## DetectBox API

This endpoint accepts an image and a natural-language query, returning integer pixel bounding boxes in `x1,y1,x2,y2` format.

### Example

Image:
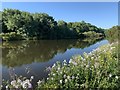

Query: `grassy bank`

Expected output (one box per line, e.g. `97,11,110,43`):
37,42,119,89
1,42,119,89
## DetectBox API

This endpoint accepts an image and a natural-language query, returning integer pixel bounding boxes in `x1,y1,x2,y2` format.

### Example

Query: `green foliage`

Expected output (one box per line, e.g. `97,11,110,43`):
1,9,105,41
105,26,119,43
0,32,24,41
83,31,104,38
37,42,119,89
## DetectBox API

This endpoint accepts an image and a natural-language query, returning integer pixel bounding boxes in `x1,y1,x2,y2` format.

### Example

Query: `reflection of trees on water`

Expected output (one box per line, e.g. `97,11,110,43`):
2,38,103,67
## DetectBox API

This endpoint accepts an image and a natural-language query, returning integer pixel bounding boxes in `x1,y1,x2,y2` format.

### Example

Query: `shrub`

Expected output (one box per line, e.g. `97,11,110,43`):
83,31,104,39
0,32,24,41
38,42,119,89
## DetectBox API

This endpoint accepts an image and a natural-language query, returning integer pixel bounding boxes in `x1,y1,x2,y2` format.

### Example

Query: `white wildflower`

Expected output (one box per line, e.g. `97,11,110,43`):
80,57,84,60
69,59,72,63
72,61,77,65
22,79,32,89
86,65,89,68
60,80,62,84
64,74,66,78
17,79,22,85
14,85,19,89
6,85,8,89
65,79,67,83
0,85,3,88
30,76,34,80
75,83,79,87
83,58,86,61
72,76,75,79
115,76,118,79
46,66,51,71
52,63,56,68
53,73,55,76
89,52,92,56
58,67,60,70
76,76,79,79
63,60,67,65
109,74,112,77
67,76,70,79
63,60,67,63
51,78,54,80
91,56,94,59
11,80,16,86
60,71,62,74
37,80,43,85
63,63,67,66
47,78,49,80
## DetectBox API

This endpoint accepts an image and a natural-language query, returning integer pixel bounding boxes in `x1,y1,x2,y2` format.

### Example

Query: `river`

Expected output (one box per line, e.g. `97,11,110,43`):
1,39,109,84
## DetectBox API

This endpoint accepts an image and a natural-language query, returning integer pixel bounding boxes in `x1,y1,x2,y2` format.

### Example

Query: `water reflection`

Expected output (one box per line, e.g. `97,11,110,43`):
2,38,110,84
2,38,103,67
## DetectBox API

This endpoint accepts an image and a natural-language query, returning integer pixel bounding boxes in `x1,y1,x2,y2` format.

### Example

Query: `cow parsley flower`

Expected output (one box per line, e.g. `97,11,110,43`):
53,73,55,76
65,79,68,83
22,79,32,89
30,76,34,80
67,76,70,80
37,80,43,85
72,76,75,79
64,74,66,78
69,59,72,63
60,80,62,84
5,85,8,89
63,60,67,63
58,67,60,70
52,63,56,68
109,74,112,78
115,76,118,79
11,80,16,87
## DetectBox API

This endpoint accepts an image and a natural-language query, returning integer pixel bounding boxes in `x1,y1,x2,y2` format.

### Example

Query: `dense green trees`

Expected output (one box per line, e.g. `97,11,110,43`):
105,26,120,43
1,9,105,41
105,26,119,59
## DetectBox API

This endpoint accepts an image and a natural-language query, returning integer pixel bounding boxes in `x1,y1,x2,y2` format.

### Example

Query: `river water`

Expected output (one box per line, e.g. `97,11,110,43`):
1,39,109,84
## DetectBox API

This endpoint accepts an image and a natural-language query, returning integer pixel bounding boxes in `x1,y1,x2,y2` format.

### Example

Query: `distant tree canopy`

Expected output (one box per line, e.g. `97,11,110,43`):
0,9,105,41
105,26,120,43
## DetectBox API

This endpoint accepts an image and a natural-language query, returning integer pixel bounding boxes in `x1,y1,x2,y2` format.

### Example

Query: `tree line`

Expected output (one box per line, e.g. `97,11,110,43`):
105,25,120,43
0,9,105,41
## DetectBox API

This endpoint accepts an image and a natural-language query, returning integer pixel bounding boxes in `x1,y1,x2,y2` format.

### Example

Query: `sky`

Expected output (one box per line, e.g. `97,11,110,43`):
2,2,118,29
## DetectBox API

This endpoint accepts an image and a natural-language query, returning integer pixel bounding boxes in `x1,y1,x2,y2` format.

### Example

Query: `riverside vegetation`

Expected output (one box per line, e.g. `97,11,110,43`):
0,9,119,89
1,26,119,89
1,41,119,89
0,9,105,41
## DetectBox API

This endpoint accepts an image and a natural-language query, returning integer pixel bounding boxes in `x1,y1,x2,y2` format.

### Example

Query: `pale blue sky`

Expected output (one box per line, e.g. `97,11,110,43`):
2,2,118,29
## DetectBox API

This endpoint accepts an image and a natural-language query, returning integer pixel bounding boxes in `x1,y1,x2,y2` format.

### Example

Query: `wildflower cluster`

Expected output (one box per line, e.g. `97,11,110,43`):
39,42,119,89
2,76,34,89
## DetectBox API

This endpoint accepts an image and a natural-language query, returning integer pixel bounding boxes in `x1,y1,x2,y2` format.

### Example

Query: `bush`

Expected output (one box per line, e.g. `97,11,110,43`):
83,31,104,39
38,42,119,89
105,26,119,43
0,32,24,41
